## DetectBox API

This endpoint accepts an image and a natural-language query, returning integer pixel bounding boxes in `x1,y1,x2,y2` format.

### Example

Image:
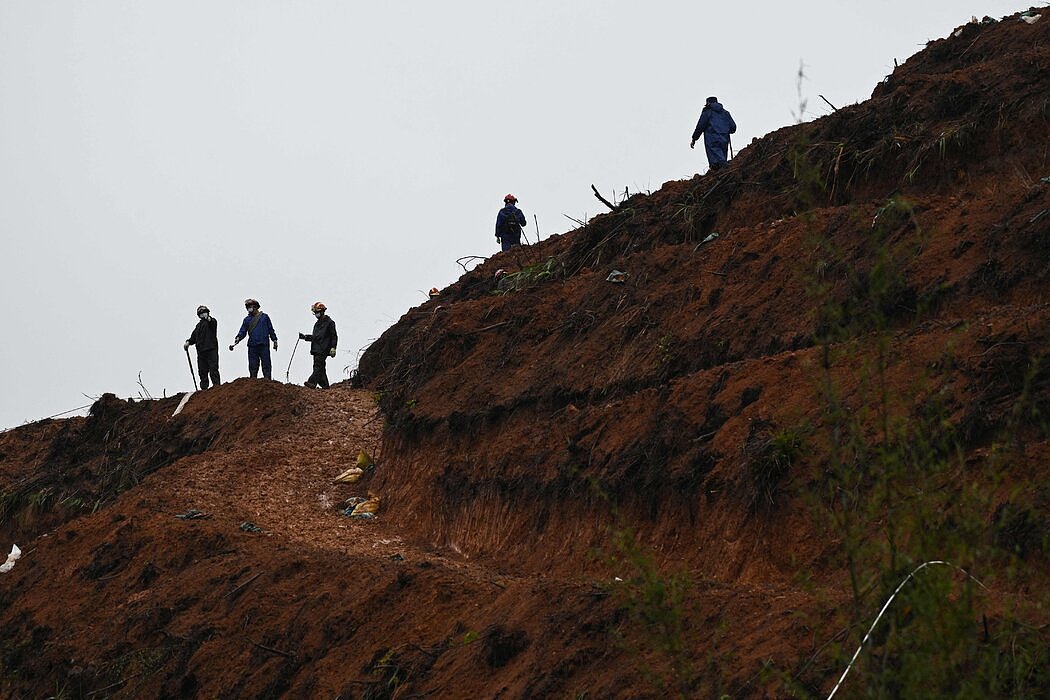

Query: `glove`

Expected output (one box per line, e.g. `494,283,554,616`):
496,236,501,243
183,341,190,351
299,332,306,340
228,344,235,351
272,341,278,351
690,139,696,149
329,348,336,357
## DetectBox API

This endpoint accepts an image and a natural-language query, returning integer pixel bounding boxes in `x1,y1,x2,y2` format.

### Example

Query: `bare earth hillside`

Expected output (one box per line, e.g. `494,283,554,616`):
2,10,1049,699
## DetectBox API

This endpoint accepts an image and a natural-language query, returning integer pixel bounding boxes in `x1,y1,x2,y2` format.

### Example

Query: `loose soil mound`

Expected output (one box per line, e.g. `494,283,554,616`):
2,10,1049,698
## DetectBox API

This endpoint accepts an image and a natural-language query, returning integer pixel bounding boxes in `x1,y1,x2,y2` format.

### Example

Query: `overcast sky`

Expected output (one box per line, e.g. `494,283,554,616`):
0,0,1037,429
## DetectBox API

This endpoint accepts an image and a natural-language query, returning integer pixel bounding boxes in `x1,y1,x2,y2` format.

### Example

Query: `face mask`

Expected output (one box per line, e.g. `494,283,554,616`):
199,312,209,320
313,311,322,319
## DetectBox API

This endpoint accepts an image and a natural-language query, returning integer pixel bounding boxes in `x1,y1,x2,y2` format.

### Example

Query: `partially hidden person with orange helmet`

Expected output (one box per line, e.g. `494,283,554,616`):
299,302,338,389
184,305,220,389
230,298,278,380
495,194,527,252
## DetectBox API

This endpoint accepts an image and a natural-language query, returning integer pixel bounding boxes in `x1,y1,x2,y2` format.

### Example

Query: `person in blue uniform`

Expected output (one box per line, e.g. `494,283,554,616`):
690,96,737,170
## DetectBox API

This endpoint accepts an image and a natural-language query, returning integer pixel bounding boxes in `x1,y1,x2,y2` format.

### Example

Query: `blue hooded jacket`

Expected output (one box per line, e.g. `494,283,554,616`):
235,312,277,346
692,101,737,143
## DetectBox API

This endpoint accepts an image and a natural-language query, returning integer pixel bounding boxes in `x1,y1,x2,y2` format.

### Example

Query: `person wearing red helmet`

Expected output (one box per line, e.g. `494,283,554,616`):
184,304,220,389
495,194,527,251
299,301,338,389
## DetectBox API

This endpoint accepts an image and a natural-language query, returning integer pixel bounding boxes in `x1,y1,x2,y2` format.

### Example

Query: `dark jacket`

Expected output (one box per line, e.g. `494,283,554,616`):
235,312,277,346
495,204,527,240
692,102,737,143
187,317,218,352
302,315,337,356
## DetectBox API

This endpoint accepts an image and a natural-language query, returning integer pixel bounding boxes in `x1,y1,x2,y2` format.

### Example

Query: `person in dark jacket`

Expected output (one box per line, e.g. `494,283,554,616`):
230,298,278,380
495,194,527,251
184,305,220,389
299,301,338,389
690,96,737,170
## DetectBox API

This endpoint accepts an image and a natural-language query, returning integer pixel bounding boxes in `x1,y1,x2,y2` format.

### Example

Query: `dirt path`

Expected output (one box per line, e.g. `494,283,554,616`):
135,382,520,588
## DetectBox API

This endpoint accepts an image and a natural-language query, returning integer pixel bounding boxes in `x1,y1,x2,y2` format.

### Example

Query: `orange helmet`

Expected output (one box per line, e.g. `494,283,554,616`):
503,194,518,203
311,301,327,313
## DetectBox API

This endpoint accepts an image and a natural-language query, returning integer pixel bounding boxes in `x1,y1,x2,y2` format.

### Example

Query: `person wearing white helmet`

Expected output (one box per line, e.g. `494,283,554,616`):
495,194,527,251
230,298,278,380
299,302,338,389
184,305,220,389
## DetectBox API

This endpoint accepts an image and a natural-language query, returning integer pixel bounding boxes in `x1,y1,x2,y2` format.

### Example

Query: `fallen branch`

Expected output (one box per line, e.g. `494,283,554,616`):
469,321,513,335
563,213,587,227
455,255,488,273
819,94,839,112
225,571,262,599
251,639,295,658
590,184,617,211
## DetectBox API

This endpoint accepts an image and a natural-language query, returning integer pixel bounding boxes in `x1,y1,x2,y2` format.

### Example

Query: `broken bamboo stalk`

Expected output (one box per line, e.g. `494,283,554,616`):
590,184,617,211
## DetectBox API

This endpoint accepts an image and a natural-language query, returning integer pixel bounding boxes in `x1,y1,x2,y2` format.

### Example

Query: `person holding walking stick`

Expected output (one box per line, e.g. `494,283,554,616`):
184,305,220,389
299,302,338,389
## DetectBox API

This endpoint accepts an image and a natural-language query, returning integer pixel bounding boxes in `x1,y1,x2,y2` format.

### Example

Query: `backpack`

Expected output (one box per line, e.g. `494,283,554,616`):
500,208,522,238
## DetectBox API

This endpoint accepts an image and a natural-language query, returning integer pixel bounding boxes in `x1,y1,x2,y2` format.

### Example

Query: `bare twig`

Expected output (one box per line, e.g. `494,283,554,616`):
563,213,587,227
251,639,295,658
590,184,617,211
456,256,488,273
819,94,839,112
469,321,513,335
86,671,147,696
136,372,154,400
225,572,262,599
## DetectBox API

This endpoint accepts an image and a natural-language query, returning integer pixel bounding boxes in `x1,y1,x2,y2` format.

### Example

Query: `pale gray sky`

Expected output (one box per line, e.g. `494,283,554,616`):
0,1,1036,428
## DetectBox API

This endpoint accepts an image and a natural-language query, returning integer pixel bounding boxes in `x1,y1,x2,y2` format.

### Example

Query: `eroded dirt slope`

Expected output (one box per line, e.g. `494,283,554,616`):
1,9,1049,699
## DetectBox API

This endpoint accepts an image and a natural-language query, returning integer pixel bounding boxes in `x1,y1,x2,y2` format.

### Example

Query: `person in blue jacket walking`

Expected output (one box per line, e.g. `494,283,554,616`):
229,298,278,380
690,96,737,170
495,194,527,251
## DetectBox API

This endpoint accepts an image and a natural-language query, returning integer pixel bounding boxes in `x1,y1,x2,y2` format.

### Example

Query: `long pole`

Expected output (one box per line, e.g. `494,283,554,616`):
286,337,301,383
534,214,541,242
184,347,198,391
728,134,734,160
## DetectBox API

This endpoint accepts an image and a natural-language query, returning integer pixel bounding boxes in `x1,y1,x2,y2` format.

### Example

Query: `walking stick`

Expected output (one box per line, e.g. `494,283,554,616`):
534,214,541,242
184,347,198,391
286,337,301,383
728,134,734,160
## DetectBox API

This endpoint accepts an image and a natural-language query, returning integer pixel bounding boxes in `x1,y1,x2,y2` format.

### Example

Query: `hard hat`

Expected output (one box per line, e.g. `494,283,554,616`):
196,305,210,315
244,298,260,308
504,194,518,203
311,301,327,313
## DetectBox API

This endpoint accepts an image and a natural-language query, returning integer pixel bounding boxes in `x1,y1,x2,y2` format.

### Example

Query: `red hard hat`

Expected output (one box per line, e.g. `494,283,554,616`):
503,194,518,203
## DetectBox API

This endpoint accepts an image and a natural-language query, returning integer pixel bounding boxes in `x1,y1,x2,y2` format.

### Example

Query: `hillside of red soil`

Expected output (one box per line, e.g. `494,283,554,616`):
2,10,1049,699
